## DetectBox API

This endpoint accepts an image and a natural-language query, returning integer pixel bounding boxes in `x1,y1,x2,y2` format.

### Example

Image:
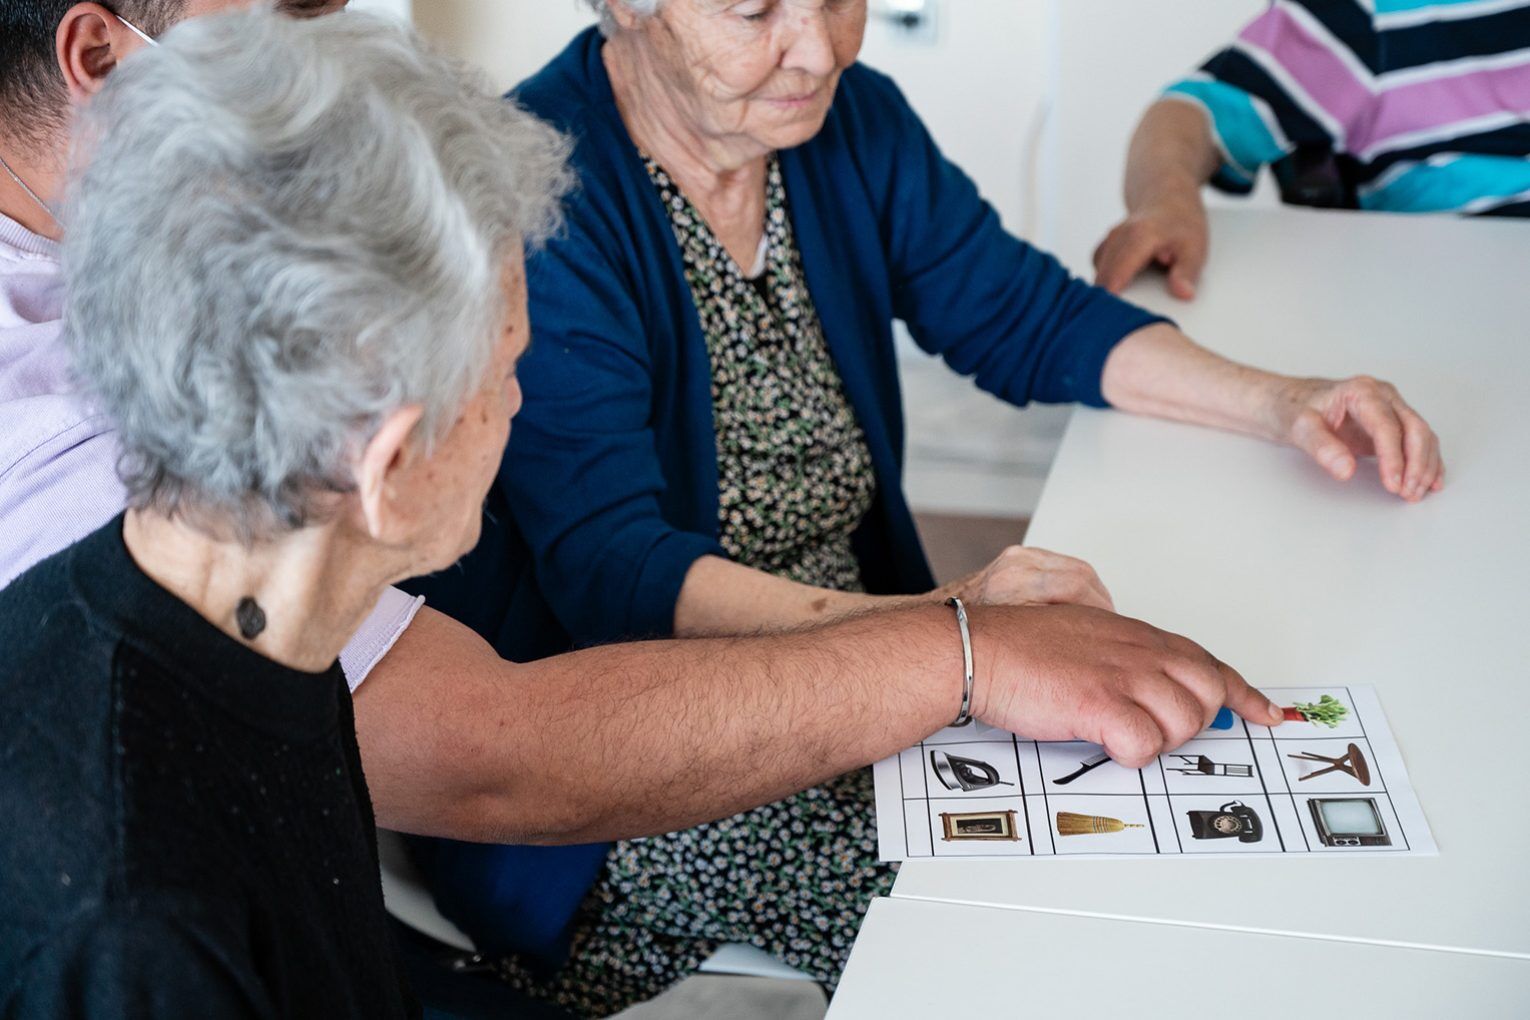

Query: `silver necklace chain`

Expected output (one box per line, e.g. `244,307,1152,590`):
0,152,62,232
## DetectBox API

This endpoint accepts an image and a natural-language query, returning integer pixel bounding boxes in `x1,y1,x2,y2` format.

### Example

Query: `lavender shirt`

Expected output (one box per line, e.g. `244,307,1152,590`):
0,214,421,689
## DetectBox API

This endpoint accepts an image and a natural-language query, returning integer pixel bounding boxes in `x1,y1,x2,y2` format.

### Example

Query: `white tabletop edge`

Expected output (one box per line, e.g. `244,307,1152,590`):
890,892,1530,961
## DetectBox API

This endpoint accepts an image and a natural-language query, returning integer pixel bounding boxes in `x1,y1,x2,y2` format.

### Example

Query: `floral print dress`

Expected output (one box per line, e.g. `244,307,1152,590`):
497,156,898,1017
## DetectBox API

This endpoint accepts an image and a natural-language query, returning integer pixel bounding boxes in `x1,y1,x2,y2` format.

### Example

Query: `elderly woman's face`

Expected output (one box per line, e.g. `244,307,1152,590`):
636,0,867,152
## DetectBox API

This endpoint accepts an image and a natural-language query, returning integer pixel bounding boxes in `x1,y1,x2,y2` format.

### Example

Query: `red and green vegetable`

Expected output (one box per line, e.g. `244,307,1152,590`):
1282,695,1348,728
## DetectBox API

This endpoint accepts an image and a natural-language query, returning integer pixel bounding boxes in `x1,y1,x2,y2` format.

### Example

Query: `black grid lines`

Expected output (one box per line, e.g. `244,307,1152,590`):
897,688,1403,859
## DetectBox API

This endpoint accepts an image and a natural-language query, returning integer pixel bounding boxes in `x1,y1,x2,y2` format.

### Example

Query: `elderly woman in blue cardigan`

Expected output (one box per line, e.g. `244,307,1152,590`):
406,0,1443,1013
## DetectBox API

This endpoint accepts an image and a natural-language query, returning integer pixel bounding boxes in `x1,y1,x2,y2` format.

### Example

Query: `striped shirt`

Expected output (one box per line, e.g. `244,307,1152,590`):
1165,0,1530,216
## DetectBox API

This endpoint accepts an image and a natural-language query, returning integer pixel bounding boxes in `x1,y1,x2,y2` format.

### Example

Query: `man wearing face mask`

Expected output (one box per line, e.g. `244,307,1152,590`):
0,2,1288,1006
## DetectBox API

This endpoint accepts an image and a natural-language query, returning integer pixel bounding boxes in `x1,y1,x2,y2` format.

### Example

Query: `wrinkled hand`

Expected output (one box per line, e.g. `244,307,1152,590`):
1093,197,1209,300
970,604,1283,768
941,546,1113,612
1271,375,1444,502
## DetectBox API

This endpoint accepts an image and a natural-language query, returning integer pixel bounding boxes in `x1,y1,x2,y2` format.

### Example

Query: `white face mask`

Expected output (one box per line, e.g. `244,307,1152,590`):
0,14,160,233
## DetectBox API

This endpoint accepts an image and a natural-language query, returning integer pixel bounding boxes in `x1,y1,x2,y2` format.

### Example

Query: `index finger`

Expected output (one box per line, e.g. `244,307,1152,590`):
1216,658,1284,727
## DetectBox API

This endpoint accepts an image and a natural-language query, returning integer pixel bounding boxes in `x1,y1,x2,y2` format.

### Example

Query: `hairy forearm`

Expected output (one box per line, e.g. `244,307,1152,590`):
674,553,930,637
1102,323,1289,440
1125,99,1223,213
353,603,963,844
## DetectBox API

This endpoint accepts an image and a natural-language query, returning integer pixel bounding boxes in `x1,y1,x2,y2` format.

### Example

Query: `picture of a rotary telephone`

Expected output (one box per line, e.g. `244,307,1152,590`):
1186,800,1264,843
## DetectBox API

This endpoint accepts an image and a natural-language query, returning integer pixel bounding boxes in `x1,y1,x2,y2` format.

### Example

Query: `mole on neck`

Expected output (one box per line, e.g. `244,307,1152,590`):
236,597,268,641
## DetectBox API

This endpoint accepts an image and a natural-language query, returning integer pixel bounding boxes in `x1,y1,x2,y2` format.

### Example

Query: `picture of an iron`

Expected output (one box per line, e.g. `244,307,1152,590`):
929,750,1012,792
1053,751,1111,785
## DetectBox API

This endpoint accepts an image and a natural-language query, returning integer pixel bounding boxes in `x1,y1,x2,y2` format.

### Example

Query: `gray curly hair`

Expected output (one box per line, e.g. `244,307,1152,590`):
584,0,666,35
62,7,573,539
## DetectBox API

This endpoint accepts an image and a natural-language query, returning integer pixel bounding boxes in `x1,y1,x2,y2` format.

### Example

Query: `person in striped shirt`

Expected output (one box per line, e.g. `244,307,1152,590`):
1096,0,1530,300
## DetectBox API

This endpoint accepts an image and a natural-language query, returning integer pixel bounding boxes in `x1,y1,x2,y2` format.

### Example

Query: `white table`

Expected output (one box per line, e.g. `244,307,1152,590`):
829,898,1530,1018
891,207,1530,960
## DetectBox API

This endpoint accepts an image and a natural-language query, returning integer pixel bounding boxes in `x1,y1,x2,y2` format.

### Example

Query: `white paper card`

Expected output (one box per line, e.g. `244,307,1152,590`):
873,685,1436,861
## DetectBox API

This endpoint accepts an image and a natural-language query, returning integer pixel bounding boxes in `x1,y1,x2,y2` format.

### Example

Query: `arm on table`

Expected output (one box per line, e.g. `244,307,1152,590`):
1094,100,1221,299
672,548,1113,638
354,601,1282,845
1102,324,1445,502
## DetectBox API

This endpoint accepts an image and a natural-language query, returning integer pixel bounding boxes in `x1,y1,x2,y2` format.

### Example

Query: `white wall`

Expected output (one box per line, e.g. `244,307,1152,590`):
1044,0,1268,273
413,0,596,93
900,0,1273,517
859,1,1048,238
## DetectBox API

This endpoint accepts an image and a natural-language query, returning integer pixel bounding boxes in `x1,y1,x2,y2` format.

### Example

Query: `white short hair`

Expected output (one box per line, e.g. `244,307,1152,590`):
62,7,573,538
585,0,666,35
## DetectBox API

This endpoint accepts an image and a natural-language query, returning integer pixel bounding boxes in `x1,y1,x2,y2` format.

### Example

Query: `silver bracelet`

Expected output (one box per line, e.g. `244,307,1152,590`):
946,597,975,727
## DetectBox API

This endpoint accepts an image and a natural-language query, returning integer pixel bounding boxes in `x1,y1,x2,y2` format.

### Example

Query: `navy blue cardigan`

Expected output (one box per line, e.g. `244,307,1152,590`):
402,28,1165,967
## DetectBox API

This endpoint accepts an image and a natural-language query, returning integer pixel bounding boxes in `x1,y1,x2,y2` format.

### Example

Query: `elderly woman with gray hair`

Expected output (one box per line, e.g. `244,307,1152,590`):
0,8,569,1016
407,0,1447,1013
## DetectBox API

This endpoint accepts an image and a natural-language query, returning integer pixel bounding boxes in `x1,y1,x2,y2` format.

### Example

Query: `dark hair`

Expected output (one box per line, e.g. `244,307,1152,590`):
0,1,183,147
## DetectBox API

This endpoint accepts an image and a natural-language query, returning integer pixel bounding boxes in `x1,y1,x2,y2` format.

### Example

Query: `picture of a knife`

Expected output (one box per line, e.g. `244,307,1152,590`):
1053,752,1111,786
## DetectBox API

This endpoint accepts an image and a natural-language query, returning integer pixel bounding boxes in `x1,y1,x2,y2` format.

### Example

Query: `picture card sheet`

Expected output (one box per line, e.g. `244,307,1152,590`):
873,685,1436,861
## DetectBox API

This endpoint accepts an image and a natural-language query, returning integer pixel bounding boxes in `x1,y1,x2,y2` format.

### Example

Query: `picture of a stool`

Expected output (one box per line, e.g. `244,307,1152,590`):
1167,754,1253,778
1287,743,1371,786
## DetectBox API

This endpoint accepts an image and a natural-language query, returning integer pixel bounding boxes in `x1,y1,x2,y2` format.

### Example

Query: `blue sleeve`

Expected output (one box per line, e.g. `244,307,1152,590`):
859,70,1167,408
506,194,724,646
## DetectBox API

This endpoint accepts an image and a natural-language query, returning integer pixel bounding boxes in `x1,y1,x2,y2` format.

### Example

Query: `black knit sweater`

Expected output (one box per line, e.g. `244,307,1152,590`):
0,517,415,1018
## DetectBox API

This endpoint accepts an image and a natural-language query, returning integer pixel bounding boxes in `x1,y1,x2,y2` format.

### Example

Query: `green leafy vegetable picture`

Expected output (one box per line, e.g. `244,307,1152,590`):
1282,695,1349,728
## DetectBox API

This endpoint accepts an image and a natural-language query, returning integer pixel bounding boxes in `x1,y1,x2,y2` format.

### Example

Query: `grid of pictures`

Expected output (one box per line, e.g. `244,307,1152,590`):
874,686,1436,861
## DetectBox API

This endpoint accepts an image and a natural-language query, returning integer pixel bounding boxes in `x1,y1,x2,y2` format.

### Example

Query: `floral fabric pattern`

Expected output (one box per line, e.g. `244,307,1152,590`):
657,154,877,590
494,157,894,1017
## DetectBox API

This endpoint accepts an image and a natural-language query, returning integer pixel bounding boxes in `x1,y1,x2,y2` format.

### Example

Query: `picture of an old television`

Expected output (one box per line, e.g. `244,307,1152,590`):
1308,797,1392,847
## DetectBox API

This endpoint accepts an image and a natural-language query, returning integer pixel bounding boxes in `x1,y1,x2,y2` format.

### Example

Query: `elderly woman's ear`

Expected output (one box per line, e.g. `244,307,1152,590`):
356,404,426,542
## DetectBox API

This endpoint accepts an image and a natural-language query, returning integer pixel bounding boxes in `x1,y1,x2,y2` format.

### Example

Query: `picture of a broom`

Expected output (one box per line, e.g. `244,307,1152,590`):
1056,811,1146,836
